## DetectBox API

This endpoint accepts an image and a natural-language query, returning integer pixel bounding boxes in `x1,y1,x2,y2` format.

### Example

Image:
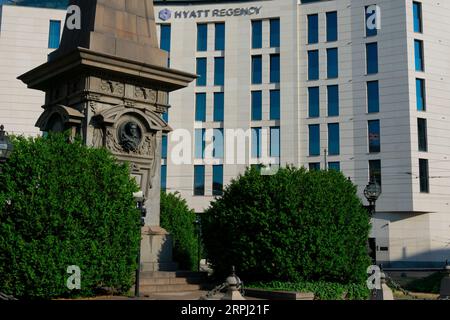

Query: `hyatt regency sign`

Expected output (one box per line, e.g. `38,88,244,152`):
158,7,262,21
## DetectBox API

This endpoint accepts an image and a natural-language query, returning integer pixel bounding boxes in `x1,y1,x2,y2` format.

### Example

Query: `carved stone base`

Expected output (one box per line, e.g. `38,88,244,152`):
140,226,178,272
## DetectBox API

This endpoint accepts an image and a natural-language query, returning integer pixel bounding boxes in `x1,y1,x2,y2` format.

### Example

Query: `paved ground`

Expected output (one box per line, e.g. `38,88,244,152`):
81,291,263,301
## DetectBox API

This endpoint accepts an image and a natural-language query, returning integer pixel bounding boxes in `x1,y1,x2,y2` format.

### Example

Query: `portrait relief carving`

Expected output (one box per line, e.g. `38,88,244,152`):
119,121,142,153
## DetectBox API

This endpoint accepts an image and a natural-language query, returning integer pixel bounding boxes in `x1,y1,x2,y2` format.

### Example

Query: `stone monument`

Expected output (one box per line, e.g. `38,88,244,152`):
18,0,196,272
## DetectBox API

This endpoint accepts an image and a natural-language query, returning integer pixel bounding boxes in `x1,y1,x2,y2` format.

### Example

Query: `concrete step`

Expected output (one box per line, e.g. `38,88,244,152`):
140,277,203,286
140,271,208,279
140,283,202,293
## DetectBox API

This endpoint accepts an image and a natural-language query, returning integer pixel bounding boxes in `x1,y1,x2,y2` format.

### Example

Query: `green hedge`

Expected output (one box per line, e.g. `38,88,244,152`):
0,133,140,299
202,166,371,284
160,192,200,271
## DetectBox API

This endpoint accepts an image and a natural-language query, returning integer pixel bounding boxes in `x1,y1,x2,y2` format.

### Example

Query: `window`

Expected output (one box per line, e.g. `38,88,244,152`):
326,11,338,42
252,55,262,84
327,85,339,117
197,23,208,51
270,127,280,158
48,20,61,49
328,123,340,156
270,18,280,48
270,90,280,120
418,118,428,152
162,111,169,123
328,162,340,171
195,93,206,122
270,54,280,83
214,93,224,122
215,23,225,51
309,87,320,118
419,159,429,193
327,48,339,78
252,127,262,158
309,124,320,156
368,120,381,153
195,129,205,159
213,129,224,159
308,50,319,80
160,24,171,53
194,165,205,196
367,81,380,113
415,40,424,71
369,160,382,187
252,20,262,49
162,135,168,159
251,91,262,121
214,57,225,86
196,58,207,86
366,43,378,74
161,165,167,192
416,78,426,111
213,165,224,196
413,2,423,33
365,5,378,37
308,14,319,44
309,163,321,171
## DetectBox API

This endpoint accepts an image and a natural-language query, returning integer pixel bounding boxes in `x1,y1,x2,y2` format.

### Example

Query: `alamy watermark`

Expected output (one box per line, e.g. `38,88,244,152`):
66,265,81,290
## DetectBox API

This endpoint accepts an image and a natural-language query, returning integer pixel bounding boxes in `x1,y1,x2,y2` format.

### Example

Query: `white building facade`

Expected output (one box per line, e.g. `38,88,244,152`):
0,0,449,268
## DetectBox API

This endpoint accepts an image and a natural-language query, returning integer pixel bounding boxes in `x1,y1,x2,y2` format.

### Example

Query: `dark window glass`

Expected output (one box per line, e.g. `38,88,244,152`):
195,93,206,122
252,55,262,84
416,78,426,111
215,23,225,51
161,165,167,192
328,123,340,156
326,11,338,42
197,23,208,51
252,20,262,49
308,14,319,44
366,43,378,74
214,92,224,122
419,159,429,193
327,48,339,78
369,160,382,187
415,40,424,71
309,163,321,171
196,58,207,86
252,127,262,158
309,87,320,118
418,118,428,152
270,18,280,48
162,135,168,159
413,2,423,33
48,20,61,49
309,124,320,156
367,81,380,113
327,85,339,117
308,50,319,80
214,57,225,86
213,165,224,196
366,5,378,37
368,120,381,153
194,165,205,196
160,24,171,52
328,162,340,171
270,90,280,120
251,91,262,121
162,111,169,123
270,54,280,83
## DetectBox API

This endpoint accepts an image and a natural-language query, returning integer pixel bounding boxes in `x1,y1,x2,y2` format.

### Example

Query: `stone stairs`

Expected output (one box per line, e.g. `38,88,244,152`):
138,271,210,295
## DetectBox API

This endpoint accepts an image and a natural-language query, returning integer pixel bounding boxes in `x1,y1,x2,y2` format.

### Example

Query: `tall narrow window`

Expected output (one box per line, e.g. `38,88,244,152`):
328,123,340,156
195,93,206,122
328,162,340,171
215,23,225,51
365,5,378,37
419,159,429,193
212,165,224,196
366,43,378,74
195,129,205,159
414,40,424,71
251,91,262,121
270,54,280,83
416,78,426,111
162,135,168,159
308,50,319,80
327,85,339,116
413,2,423,33
197,23,208,51
327,48,339,78
270,127,280,158
252,20,262,49
368,120,381,153
196,58,207,86
48,20,61,49
252,55,262,84
194,165,205,196
214,57,225,86
270,18,280,48
418,118,428,152
308,14,319,44
270,90,280,120
160,24,171,52
308,87,320,118
369,160,382,187
214,92,224,122
161,165,167,192
252,127,262,158
326,11,338,42
309,124,320,156
213,129,224,159
367,81,380,113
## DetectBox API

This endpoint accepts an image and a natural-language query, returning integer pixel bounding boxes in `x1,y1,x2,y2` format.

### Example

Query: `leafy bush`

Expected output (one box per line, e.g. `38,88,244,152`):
247,280,370,300
0,133,140,299
160,192,200,271
404,272,446,294
202,166,371,284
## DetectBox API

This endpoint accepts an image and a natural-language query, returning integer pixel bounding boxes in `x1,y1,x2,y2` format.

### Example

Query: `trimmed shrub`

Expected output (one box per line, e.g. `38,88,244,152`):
160,191,200,271
0,133,140,299
202,166,371,285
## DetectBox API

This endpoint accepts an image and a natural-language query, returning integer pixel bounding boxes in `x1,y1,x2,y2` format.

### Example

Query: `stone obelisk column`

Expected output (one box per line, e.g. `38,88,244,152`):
18,0,196,272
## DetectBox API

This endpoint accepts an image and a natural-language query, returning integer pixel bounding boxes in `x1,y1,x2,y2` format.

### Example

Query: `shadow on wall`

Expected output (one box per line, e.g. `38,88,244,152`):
381,248,450,269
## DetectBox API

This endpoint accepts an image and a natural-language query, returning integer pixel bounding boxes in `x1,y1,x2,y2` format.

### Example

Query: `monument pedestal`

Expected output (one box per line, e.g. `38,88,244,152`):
141,226,178,272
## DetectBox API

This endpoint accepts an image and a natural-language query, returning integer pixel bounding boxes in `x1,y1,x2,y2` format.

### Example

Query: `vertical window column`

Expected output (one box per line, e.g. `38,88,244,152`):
212,165,224,196
214,57,225,86
309,124,320,156
215,23,225,51
366,42,379,74
252,55,262,84
270,18,280,48
328,123,340,156
308,14,319,44
196,58,207,86
195,93,206,122
252,20,262,49
270,90,280,120
308,50,319,80
197,23,208,51
214,93,224,122
251,91,263,121
194,165,205,196
326,11,338,42
327,85,339,117
419,159,429,193
308,87,320,118
48,20,61,49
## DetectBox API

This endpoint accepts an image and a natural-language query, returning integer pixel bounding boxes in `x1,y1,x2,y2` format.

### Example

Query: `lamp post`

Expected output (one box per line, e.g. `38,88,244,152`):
364,178,381,217
0,125,14,167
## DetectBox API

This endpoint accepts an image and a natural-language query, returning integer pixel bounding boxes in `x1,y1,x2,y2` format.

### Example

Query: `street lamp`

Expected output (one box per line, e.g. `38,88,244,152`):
0,125,14,164
364,178,381,216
